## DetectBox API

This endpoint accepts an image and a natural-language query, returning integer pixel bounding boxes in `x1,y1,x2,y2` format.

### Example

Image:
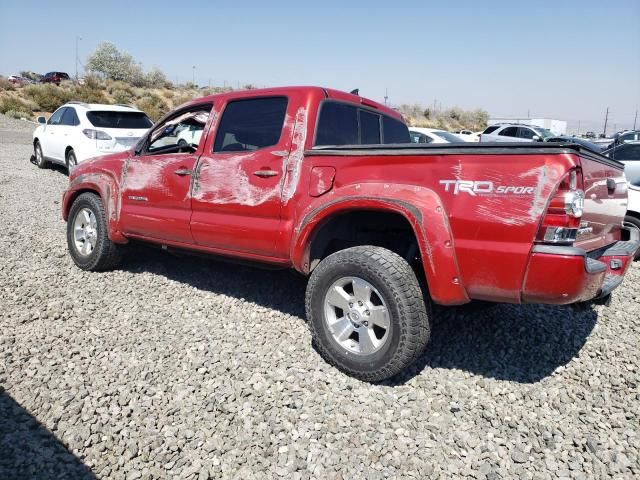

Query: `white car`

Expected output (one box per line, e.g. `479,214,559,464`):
453,129,480,142
480,124,554,143
626,184,640,260
409,127,464,144
32,102,153,170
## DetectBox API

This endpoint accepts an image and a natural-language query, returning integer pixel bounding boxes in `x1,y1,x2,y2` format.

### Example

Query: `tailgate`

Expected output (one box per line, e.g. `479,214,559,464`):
574,152,627,251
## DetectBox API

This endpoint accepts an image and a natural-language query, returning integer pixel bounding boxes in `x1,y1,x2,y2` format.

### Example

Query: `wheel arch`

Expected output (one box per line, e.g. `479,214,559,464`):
63,173,126,244
292,188,470,305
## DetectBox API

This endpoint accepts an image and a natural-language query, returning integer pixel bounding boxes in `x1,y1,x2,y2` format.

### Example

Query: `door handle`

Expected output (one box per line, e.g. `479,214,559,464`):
174,168,192,176
253,169,278,178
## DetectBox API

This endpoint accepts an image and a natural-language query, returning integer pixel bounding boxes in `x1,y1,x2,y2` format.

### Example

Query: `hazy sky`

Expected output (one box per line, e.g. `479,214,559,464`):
1,0,639,132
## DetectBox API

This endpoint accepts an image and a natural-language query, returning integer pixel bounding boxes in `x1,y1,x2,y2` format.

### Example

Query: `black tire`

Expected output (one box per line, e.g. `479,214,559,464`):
306,246,430,382
67,192,123,271
34,140,48,169
65,149,77,172
624,215,640,260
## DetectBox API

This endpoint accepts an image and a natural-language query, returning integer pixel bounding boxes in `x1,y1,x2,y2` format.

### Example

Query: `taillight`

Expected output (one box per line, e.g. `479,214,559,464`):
82,129,112,140
536,169,585,244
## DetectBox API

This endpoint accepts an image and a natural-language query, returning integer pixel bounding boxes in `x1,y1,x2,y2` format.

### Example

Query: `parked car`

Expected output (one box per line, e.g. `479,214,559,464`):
7,75,31,86
480,124,554,142
453,129,480,142
584,131,596,139
61,86,638,382
546,136,606,152
603,141,640,187
626,182,640,260
409,127,464,143
40,71,71,85
33,102,153,170
605,130,640,150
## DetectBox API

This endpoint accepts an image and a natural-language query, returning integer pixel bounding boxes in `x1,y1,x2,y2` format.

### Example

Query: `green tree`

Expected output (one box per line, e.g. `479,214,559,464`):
86,42,143,83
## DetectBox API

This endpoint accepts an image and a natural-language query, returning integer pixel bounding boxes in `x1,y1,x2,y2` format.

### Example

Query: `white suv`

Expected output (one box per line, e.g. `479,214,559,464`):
480,124,554,143
33,103,153,170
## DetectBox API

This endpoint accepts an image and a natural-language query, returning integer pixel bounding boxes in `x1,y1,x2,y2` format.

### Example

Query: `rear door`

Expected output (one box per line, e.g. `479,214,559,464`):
190,94,295,257
496,126,525,142
119,103,213,244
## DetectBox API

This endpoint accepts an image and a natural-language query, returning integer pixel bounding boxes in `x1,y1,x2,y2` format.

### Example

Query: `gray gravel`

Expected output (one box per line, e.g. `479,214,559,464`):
1,113,638,479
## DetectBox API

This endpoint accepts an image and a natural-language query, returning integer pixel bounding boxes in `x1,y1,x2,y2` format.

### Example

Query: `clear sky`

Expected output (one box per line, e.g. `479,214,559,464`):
1,0,639,132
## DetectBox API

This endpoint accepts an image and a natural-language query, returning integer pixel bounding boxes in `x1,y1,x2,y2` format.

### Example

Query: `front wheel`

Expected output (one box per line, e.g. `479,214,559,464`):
306,246,430,382
67,192,123,271
34,141,48,169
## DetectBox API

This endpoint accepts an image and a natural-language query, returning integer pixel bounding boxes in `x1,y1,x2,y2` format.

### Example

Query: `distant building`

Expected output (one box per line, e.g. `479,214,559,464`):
488,117,567,136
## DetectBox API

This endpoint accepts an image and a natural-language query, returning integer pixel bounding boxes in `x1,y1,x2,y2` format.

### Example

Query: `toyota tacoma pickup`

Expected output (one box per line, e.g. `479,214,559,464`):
60,86,639,382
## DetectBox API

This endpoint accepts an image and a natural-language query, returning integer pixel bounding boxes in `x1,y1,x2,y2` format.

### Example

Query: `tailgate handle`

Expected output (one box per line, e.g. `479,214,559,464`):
606,178,616,193
174,168,192,176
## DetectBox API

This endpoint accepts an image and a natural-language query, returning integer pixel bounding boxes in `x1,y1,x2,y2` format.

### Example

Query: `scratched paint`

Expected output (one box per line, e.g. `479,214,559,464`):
282,107,308,203
123,157,178,193
193,153,278,206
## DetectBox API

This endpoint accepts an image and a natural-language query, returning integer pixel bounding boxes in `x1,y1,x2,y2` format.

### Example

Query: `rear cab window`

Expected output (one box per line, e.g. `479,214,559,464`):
213,97,289,152
314,101,409,146
87,111,153,129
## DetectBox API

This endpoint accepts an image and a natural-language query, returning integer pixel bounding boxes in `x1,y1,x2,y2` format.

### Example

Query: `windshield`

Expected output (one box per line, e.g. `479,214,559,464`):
533,127,554,139
87,111,153,129
433,131,463,142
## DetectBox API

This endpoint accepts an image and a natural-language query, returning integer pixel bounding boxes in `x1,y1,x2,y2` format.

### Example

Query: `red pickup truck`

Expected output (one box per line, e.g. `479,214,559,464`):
61,86,639,381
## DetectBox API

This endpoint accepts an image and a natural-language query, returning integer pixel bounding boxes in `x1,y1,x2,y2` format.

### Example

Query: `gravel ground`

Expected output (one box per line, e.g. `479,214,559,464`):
0,113,638,479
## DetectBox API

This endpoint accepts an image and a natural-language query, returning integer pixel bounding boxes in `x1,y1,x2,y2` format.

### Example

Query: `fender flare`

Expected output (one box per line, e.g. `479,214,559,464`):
63,172,127,244
291,183,470,305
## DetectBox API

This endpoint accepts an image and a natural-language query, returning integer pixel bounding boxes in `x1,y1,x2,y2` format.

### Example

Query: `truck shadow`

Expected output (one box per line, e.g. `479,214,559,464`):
390,303,598,385
0,389,96,479
122,247,598,385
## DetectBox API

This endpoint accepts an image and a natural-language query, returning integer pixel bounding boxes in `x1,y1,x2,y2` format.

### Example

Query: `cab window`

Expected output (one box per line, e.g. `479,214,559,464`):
146,104,212,155
213,97,288,152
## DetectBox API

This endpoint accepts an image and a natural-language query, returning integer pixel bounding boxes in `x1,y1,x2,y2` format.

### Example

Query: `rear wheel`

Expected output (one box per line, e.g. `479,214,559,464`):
65,149,77,171
34,141,48,169
67,192,123,271
306,246,430,382
624,215,640,260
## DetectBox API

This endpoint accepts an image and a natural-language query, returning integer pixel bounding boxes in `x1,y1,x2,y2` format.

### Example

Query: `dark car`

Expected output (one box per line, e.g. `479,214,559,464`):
605,130,640,150
602,141,640,186
40,72,71,85
546,136,606,152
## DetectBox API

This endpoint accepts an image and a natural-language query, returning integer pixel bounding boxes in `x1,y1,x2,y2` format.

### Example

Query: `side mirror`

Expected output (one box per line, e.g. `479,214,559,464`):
532,135,541,141
37,116,46,124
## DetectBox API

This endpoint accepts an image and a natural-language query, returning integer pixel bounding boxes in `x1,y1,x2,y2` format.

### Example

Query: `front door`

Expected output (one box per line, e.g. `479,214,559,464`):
190,94,299,258
119,103,214,244
42,107,66,161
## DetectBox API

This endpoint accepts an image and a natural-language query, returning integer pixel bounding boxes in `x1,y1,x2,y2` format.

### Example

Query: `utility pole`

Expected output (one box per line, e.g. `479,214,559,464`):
75,36,82,80
384,88,388,105
634,110,638,130
577,120,580,136
603,107,609,137
527,109,530,118
192,66,196,86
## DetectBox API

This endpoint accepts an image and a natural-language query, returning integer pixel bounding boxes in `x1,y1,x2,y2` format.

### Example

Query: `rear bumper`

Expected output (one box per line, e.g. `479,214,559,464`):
522,226,639,305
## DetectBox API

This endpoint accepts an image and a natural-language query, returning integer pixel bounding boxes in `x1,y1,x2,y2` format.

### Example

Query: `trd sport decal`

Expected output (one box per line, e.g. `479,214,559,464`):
439,180,535,196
